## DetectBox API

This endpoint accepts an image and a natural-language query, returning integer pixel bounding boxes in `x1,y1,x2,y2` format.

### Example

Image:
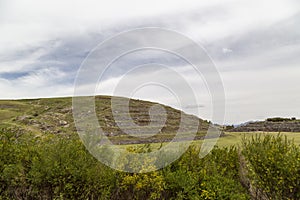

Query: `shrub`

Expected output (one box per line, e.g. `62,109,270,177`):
242,134,300,199
1,128,251,199
162,146,250,199
0,129,116,199
115,144,165,200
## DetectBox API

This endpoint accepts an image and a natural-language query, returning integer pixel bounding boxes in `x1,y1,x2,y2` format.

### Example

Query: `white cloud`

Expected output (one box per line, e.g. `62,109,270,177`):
222,48,233,54
2,0,299,54
0,0,300,123
0,46,49,73
0,67,73,99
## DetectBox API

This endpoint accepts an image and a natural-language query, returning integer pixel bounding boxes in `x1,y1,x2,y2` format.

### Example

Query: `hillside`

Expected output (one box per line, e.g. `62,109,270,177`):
0,96,210,144
228,117,300,132
1,97,300,199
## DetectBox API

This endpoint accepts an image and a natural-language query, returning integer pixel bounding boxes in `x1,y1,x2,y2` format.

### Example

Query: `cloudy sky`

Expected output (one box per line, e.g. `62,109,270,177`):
0,0,300,124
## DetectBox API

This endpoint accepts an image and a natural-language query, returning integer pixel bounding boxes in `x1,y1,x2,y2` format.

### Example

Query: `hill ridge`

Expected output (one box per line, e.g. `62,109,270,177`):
0,95,211,144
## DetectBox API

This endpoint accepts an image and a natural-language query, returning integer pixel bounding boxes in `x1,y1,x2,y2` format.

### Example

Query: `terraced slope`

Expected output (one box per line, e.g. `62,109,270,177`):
229,118,300,132
0,96,210,144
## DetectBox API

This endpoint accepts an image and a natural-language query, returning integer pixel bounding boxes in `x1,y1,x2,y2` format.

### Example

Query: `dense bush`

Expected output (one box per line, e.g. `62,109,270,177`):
242,134,300,199
161,146,249,200
0,128,251,199
6,127,300,199
0,128,116,199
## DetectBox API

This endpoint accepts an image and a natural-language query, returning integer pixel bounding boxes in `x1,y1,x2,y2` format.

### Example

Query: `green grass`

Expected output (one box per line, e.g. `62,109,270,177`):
0,101,30,120
120,132,300,151
215,132,300,147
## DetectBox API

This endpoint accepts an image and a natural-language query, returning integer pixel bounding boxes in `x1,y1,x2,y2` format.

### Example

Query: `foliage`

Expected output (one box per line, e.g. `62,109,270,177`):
0,128,115,199
116,145,165,200
162,146,249,199
242,134,300,199
7,128,300,199
0,128,252,199
266,117,294,122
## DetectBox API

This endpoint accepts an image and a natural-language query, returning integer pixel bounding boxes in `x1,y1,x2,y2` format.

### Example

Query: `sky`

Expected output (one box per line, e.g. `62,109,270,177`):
0,0,300,124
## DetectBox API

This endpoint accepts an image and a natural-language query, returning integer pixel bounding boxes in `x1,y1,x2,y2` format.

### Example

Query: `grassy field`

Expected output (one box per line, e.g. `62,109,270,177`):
218,131,300,146
120,132,300,151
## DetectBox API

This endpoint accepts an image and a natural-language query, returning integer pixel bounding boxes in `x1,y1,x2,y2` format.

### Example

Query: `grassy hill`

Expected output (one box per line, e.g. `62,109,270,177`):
0,96,211,144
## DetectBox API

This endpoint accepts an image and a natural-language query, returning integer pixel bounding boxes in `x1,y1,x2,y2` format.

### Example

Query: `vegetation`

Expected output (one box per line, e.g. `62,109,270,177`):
203,131,300,147
1,96,300,199
242,135,300,199
1,127,300,199
266,117,298,122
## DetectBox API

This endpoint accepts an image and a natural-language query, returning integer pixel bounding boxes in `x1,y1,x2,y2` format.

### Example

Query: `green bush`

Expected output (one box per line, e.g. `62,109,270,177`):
242,134,300,199
162,146,249,199
115,145,165,200
1,128,251,199
0,128,116,199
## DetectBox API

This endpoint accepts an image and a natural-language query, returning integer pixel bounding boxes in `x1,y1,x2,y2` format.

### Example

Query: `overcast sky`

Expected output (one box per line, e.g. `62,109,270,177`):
0,0,300,124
